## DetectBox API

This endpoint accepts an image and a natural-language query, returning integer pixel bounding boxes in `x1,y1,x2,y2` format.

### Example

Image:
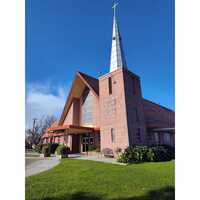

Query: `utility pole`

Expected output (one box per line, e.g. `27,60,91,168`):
32,118,37,133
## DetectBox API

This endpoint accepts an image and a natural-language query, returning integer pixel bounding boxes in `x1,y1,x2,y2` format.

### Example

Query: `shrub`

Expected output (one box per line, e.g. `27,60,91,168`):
42,146,50,157
117,152,129,163
49,143,59,154
35,143,43,153
88,146,96,151
55,145,70,158
95,147,101,152
146,148,154,162
150,145,175,162
115,147,122,154
117,145,175,164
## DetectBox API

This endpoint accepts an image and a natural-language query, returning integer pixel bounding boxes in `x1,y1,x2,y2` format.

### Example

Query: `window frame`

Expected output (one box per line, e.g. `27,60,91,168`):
108,77,112,95
111,128,115,143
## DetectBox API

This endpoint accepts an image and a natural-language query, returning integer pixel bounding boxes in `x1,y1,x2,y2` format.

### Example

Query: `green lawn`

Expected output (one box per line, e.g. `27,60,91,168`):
26,159,175,200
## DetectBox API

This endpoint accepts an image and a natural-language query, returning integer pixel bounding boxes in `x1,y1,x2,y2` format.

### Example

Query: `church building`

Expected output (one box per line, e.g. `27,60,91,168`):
42,4,175,156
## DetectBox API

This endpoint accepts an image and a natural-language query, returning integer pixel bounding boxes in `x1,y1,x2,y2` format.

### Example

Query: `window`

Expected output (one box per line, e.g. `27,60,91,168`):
164,133,171,144
112,37,116,40
108,77,112,95
154,132,159,144
135,109,139,122
81,88,93,125
111,128,115,143
136,128,141,142
133,78,136,94
147,132,153,141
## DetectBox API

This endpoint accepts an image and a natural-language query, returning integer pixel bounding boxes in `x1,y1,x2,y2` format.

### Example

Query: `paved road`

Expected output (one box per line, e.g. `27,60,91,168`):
25,157,60,177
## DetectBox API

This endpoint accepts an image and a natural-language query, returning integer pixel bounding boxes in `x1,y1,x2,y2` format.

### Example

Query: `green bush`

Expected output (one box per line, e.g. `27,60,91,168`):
117,145,175,163
117,152,129,163
115,147,122,154
55,145,70,158
146,148,154,162
35,143,43,153
88,146,96,151
42,146,50,157
40,143,59,154
150,145,175,162
49,143,59,154
95,147,100,152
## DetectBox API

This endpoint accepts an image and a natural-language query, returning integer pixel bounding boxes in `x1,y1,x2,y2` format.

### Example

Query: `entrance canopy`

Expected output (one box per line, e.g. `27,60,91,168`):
42,125,100,139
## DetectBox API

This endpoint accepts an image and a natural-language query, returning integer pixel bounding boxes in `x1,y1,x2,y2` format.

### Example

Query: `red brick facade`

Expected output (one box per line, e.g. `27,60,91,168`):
42,69,175,155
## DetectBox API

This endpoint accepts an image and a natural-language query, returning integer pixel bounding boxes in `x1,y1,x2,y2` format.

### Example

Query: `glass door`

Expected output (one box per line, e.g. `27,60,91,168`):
82,134,94,152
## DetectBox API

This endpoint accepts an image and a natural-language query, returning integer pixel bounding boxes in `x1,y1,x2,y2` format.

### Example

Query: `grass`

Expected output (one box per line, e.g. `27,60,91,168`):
26,159,175,200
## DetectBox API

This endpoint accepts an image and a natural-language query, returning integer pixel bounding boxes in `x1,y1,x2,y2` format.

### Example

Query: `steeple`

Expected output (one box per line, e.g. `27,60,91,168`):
110,2,127,72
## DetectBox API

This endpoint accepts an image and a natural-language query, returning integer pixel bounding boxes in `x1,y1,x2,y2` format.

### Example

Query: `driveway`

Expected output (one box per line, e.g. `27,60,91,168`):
25,157,60,177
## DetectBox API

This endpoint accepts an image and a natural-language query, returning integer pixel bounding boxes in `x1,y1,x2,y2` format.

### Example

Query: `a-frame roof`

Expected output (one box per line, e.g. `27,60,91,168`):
78,72,99,95
58,71,99,125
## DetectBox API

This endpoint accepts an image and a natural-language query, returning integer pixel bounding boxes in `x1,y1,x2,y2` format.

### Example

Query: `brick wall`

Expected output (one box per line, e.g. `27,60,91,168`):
122,69,147,145
63,102,74,125
142,99,175,128
99,69,130,153
63,98,80,126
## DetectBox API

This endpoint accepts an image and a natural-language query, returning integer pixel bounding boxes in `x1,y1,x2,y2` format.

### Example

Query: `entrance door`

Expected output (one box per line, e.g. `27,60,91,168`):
71,135,80,153
82,134,94,153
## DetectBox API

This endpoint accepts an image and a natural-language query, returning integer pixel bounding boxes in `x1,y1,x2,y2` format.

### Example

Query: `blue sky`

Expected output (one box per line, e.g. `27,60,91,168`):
26,0,174,127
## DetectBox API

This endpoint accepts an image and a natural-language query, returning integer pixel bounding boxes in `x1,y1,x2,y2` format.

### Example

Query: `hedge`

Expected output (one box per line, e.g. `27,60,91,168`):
117,145,175,163
55,145,70,157
42,146,50,157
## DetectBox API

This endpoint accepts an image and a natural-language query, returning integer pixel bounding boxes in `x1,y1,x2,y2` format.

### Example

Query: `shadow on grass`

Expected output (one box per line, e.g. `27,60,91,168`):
35,186,174,200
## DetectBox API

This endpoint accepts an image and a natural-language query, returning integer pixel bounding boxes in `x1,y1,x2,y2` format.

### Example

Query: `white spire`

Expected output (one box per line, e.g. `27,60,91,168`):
110,2,127,72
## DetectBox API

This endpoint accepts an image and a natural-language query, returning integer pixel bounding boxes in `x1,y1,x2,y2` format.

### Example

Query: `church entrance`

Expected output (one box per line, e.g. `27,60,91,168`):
81,134,94,153
71,135,80,153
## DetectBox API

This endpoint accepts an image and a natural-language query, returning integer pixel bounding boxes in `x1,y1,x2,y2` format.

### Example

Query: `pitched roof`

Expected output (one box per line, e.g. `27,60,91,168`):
142,98,175,113
78,72,99,95
58,71,99,125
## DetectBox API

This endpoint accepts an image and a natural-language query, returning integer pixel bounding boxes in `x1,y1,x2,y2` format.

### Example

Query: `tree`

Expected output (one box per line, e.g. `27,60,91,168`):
25,115,57,149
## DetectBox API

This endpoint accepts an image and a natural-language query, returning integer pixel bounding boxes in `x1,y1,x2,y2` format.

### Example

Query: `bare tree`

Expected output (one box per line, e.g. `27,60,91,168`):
25,115,57,149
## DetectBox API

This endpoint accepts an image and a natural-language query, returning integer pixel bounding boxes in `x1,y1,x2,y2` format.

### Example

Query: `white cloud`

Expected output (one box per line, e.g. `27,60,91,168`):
26,82,69,129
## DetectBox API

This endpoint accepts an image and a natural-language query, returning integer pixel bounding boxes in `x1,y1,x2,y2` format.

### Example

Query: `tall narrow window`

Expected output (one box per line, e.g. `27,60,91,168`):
108,77,112,95
164,133,171,145
133,78,136,95
111,128,115,143
154,132,159,144
136,128,141,142
81,87,93,126
135,109,139,122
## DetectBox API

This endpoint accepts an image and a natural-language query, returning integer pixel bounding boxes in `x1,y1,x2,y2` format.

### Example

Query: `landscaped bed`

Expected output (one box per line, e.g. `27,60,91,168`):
26,159,175,200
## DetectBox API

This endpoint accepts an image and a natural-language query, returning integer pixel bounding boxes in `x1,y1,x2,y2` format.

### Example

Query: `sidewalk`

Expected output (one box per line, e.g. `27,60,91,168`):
25,157,60,177
74,154,126,165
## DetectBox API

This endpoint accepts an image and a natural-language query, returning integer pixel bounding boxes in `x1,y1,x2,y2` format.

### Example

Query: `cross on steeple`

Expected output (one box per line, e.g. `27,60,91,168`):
112,2,119,18
109,2,127,72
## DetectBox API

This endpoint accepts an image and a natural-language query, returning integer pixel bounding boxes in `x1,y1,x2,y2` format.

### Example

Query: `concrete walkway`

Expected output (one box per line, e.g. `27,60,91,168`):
25,157,60,177
74,154,126,165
